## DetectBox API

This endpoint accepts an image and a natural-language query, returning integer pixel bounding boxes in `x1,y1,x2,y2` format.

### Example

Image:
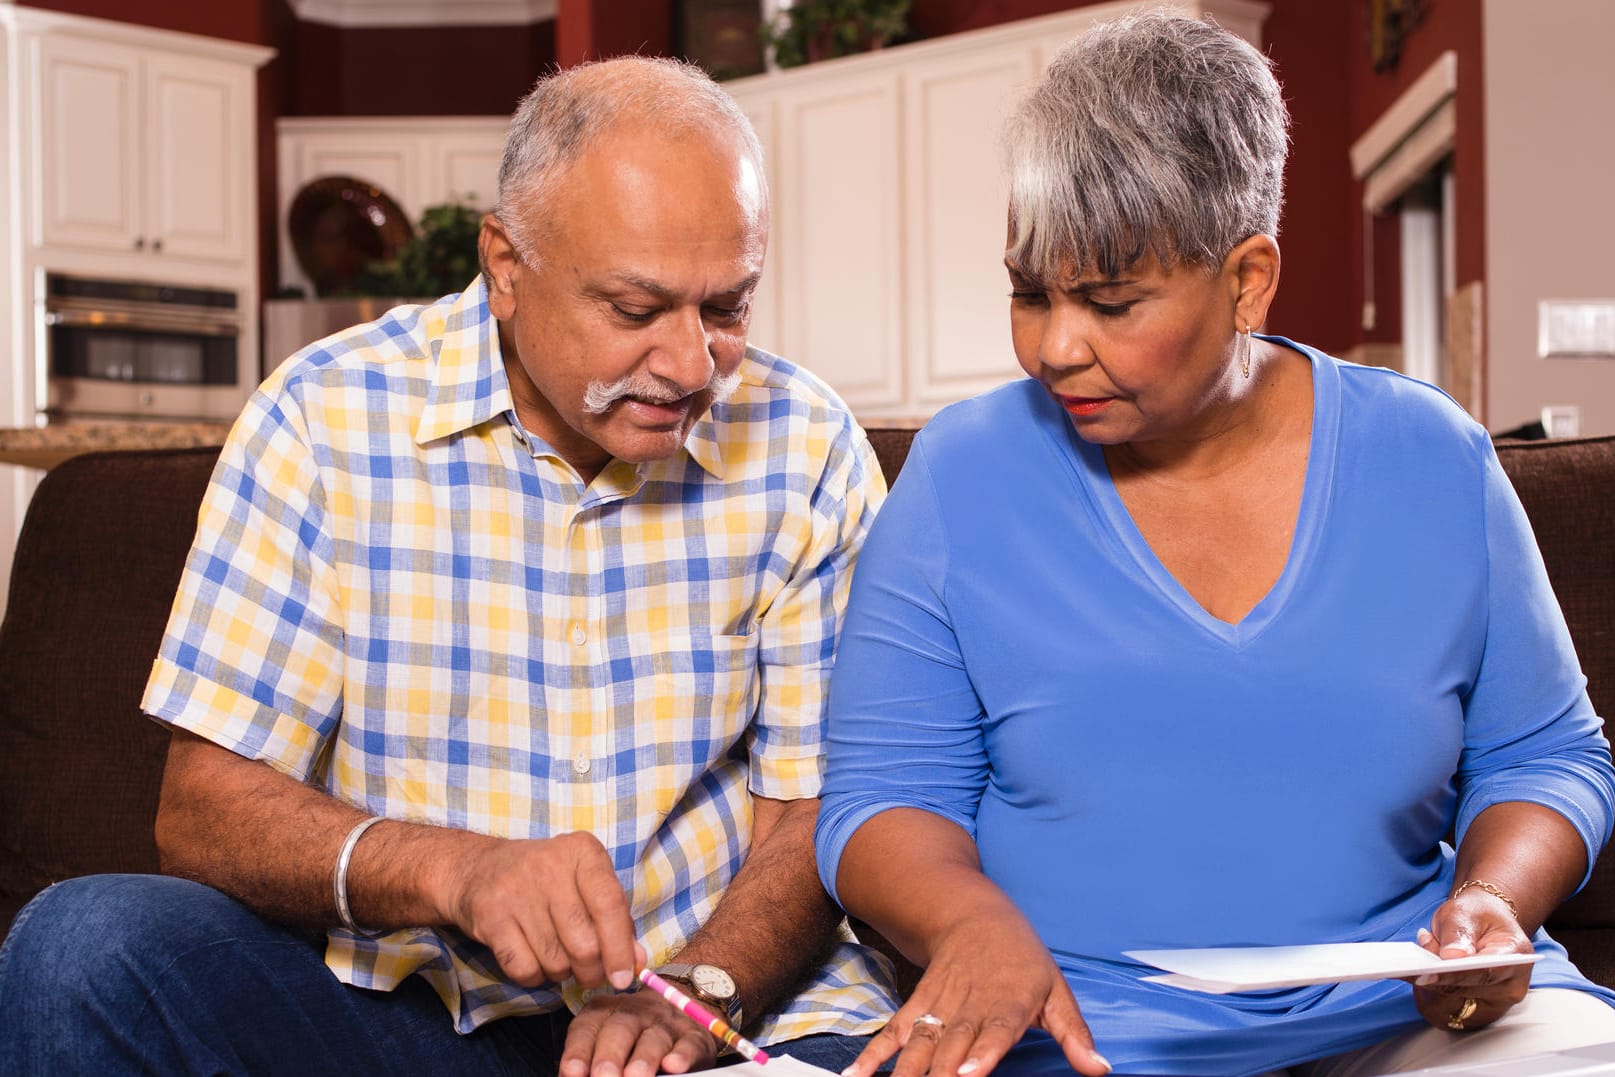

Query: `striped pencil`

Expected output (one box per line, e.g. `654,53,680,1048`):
637,966,769,1064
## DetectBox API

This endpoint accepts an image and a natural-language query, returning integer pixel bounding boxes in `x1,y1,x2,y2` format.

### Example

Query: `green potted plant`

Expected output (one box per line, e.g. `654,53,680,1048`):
353,200,483,298
761,0,911,69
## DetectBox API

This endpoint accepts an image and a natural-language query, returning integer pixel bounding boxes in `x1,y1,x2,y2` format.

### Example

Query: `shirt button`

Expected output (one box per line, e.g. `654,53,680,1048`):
570,625,586,646
572,756,591,775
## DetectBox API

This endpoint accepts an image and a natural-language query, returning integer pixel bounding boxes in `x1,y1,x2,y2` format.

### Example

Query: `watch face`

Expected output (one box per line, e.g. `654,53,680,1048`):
691,964,736,998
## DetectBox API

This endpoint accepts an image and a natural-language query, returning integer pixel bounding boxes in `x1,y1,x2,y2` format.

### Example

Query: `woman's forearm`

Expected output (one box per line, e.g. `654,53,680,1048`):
835,806,1025,966
1452,801,1587,933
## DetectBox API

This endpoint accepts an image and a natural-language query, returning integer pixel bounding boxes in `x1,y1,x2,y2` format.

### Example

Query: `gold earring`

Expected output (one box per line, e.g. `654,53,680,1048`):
1241,325,1253,379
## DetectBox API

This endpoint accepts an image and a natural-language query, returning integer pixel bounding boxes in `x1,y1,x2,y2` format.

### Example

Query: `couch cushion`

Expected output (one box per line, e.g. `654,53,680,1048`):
0,447,221,936
865,427,917,489
1495,436,1615,933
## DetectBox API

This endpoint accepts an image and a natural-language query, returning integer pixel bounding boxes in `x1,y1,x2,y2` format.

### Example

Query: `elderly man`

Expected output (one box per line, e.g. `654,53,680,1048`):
0,57,896,1074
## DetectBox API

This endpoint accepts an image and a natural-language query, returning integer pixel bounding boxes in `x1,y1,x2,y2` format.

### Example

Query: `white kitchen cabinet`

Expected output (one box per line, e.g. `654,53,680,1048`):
725,0,1269,419
0,6,271,620
30,26,264,265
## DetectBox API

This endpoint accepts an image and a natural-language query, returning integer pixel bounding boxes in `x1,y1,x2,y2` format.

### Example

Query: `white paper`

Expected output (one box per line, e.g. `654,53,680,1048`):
722,1054,842,1077
1125,941,1540,994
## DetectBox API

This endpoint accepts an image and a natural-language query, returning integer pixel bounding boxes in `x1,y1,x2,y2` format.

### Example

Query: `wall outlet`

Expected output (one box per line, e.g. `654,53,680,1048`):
1541,404,1581,439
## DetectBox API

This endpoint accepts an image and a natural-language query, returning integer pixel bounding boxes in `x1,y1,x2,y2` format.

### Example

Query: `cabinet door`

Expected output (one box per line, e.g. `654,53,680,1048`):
903,48,1037,407
143,50,251,262
32,33,143,254
773,69,905,412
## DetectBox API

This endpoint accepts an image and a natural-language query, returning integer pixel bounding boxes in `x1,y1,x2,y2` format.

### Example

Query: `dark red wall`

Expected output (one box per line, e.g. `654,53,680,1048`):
1259,0,1355,354
283,21,554,117
19,0,271,44
557,0,672,66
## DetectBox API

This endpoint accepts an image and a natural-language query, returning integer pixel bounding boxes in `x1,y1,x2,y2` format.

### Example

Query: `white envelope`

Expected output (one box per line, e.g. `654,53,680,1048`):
1126,940,1540,994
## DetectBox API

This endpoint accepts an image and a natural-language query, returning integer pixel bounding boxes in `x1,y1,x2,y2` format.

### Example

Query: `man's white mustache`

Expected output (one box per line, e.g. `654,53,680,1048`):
582,368,743,415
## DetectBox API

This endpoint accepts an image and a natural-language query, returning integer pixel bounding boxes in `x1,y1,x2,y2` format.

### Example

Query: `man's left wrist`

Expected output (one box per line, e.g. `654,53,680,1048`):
655,961,744,1028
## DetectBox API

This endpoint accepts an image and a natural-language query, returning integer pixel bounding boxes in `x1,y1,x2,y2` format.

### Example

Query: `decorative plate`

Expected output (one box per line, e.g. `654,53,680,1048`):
287,176,413,296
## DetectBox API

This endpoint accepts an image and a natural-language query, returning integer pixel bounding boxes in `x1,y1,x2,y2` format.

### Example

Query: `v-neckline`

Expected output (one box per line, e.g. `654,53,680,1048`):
1060,338,1340,648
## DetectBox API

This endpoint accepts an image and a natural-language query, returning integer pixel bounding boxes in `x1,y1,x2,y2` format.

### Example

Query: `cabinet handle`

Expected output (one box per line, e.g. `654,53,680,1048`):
151,238,163,253
133,237,145,250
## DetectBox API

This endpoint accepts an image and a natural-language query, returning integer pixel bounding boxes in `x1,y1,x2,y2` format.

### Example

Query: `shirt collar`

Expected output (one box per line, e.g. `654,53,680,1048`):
413,277,516,446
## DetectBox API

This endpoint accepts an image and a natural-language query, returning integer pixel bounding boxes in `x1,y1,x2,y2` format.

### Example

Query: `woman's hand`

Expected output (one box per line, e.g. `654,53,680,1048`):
1409,886,1533,1032
842,911,1109,1077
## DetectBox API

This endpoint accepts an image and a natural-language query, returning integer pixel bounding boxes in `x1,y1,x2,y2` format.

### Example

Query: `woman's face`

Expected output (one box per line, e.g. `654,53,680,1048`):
1007,251,1243,446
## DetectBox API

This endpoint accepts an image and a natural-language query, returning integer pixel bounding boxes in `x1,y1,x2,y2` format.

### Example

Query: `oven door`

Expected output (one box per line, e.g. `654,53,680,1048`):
45,296,242,421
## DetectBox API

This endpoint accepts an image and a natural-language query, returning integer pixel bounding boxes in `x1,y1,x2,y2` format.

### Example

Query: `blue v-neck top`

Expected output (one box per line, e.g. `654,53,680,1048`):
817,339,1615,1075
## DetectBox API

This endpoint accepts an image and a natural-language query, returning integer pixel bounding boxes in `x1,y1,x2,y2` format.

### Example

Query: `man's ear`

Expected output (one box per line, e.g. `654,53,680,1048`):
1224,234,1281,332
480,213,519,319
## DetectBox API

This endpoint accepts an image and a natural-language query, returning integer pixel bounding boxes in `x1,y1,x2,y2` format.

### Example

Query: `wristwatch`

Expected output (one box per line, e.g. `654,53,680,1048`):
655,962,743,1028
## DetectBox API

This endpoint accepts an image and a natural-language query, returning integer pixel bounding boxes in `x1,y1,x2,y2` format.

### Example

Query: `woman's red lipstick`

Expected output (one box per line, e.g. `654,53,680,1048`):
1058,394,1114,416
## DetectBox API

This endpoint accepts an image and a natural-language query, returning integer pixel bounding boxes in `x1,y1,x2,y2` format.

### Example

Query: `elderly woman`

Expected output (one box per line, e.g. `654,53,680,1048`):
813,13,1615,1077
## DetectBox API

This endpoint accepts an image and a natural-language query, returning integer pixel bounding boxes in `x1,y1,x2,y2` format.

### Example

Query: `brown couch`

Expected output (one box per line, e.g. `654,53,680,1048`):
2,432,1613,991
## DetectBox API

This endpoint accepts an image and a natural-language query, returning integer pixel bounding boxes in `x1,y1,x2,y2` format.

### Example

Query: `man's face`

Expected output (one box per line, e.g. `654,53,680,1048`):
483,123,767,482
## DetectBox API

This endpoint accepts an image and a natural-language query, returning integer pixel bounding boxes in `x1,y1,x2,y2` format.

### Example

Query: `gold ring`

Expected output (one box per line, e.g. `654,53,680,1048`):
911,1013,945,1038
1446,997,1479,1031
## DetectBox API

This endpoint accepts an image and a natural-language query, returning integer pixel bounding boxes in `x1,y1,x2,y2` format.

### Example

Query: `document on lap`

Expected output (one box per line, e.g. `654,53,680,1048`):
724,1055,840,1077
1126,941,1541,994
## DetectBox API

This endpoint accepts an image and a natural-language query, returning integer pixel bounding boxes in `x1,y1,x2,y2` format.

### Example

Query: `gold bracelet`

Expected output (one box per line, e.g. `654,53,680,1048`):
1450,879,1519,921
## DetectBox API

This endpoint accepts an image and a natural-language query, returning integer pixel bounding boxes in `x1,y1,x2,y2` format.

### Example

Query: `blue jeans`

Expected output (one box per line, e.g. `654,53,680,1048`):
0,875,873,1075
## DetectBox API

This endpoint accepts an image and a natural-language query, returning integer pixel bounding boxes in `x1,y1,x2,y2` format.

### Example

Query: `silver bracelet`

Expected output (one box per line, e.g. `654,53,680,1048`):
333,816,386,937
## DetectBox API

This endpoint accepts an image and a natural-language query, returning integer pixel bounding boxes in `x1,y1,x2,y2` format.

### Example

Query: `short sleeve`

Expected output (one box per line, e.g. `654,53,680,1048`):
141,389,346,781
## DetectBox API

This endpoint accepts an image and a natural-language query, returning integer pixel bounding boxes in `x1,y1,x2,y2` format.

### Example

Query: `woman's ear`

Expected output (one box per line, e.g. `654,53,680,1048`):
1224,234,1281,332
480,213,520,320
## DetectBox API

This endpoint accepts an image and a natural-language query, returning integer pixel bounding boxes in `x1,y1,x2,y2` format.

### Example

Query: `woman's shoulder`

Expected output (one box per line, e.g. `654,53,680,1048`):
1279,337,1491,454
915,378,1057,460
1273,338,1497,502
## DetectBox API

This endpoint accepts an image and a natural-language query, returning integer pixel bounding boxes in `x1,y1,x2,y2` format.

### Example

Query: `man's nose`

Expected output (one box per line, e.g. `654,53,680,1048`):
650,306,715,393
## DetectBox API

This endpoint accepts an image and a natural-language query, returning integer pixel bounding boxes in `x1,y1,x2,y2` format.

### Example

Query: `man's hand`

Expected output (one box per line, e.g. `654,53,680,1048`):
439,830,643,991
561,987,718,1077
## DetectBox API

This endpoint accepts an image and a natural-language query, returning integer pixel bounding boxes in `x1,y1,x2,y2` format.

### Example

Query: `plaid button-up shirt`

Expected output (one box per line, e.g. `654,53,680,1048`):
143,279,899,1037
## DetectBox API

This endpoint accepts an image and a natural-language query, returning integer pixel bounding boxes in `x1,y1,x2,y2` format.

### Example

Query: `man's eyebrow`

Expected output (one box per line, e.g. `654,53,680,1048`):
606,272,762,299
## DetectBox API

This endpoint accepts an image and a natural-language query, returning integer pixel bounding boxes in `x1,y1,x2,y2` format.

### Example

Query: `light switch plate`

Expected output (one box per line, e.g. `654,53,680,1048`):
1538,300,1615,358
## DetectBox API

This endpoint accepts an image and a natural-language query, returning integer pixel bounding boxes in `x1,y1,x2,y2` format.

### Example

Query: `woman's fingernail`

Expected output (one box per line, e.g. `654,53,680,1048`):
609,969,633,990
959,1060,980,1075
1415,974,1436,986
1416,928,1432,943
840,1067,858,1077
1094,1052,1112,1073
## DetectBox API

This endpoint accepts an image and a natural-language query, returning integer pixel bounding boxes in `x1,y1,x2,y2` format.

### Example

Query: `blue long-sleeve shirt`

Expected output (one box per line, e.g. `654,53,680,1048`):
817,339,1615,1075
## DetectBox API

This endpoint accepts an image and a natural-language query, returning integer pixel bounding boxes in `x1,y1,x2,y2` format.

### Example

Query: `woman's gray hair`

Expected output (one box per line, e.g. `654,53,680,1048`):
494,56,765,258
1004,11,1290,280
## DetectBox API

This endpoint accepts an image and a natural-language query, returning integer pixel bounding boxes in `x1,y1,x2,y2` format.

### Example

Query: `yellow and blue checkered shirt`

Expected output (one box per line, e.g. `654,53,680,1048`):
142,279,900,1037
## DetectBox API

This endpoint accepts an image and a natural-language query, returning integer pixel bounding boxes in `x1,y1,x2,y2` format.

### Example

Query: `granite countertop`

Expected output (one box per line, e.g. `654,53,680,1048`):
0,420,232,470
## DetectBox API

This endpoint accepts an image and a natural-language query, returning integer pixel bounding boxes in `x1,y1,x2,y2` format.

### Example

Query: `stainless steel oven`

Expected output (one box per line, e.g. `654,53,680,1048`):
41,272,248,422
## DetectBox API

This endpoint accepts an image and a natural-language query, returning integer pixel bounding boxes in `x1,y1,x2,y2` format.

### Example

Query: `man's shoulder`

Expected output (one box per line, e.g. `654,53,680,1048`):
732,345,856,419
269,296,452,392
251,287,496,449
701,346,866,470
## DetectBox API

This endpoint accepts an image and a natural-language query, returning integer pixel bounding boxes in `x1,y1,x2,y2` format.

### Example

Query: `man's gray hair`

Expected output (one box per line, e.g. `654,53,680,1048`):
494,56,766,257
1004,11,1290,279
